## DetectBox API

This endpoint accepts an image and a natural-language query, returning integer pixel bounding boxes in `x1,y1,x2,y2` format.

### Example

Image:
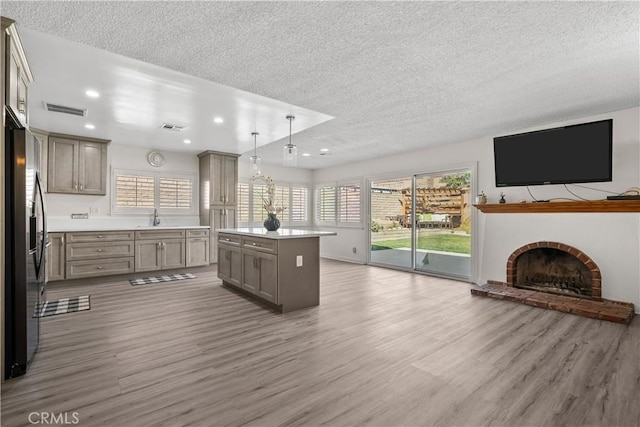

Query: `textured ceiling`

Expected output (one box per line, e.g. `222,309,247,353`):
3,1,639,170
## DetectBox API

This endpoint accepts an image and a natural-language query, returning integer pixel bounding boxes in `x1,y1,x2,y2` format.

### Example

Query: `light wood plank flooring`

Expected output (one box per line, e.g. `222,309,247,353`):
2,259,639,427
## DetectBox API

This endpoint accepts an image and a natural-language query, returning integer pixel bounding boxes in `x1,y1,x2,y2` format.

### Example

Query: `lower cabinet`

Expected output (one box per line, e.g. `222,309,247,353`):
217,232,321,313
218,244,242,288
134,238,186,272
186,229,210,267
46,233,65,282
241,249,277,304
48,228,209,280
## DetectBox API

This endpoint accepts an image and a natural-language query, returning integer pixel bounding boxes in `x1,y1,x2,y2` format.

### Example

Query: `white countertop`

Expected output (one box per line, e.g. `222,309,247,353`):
48,225,211,233
218,228,337,240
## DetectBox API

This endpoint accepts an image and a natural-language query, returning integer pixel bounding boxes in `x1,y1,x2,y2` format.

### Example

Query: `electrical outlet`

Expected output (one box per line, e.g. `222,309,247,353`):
296,255,303,267
352,247,357,254
71,213,89,219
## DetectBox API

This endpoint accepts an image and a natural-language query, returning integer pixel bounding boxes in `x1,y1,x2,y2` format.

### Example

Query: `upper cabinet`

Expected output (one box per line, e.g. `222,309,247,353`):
2,17,34,126
199,151,239,207
48,134,110,195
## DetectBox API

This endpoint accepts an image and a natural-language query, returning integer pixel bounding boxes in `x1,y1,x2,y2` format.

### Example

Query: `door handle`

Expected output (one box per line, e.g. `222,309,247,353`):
45,242,52,248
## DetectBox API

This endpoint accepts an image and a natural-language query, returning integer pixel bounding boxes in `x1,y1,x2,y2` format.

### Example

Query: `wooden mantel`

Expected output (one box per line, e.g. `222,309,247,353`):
474,200,640,213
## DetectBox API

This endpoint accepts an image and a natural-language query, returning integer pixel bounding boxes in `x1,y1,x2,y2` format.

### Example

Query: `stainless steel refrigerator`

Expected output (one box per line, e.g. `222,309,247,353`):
4,118,47,379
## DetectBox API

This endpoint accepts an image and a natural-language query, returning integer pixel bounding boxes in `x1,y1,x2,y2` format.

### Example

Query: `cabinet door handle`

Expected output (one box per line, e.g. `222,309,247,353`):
97,235,104,238
96,249,103,252
96,266,103,270
79,183,84,190
157,242,161,249
61,236,64,244
74,182,78,191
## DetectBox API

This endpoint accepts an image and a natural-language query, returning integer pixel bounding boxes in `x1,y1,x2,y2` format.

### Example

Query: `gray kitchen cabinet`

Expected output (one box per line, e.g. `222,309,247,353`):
186,228,210,267
241,248,277,303
218,241,242,289
46,233,65,282
198,151,239,263
3,17,34,126
47,134,109,195
134,230,186,272
65,231,135,279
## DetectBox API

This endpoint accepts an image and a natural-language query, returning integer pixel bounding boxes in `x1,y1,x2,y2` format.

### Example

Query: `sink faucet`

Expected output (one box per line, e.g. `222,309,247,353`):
153,208,160,226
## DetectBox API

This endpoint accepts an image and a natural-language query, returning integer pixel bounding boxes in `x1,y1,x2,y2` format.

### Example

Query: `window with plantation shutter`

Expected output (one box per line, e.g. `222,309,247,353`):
159,177,192,209
251,184,268,223
237,183,250,224
238,180,310,226
115,174,155,208
290,186,308,223
274,186,290,222
317,185,337,223
338,184,361,223
112,169,196,214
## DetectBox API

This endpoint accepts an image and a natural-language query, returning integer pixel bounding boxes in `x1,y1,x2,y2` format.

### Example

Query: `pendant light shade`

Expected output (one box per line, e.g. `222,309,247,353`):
249,132,261,177
283,115,297,167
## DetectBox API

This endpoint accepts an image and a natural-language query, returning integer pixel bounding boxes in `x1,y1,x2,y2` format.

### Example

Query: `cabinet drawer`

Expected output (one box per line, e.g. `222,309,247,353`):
135,229,186,240
242,236,278,254
66,257,134,279
186,229,210,238
66,230,134,243
218,233,241,246
66,241,135,261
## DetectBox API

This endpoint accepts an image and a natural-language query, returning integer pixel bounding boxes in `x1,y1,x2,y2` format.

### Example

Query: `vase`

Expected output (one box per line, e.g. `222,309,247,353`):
263,214,280,231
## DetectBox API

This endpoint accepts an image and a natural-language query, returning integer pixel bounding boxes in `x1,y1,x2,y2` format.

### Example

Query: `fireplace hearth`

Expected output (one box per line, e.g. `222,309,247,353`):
471,241,635,324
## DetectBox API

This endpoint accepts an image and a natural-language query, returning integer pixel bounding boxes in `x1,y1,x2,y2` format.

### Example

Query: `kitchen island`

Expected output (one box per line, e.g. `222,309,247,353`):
217,228,336,312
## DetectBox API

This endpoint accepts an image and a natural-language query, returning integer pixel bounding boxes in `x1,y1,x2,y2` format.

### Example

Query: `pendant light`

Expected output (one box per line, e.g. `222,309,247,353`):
283,115,297,167
249,131,261,177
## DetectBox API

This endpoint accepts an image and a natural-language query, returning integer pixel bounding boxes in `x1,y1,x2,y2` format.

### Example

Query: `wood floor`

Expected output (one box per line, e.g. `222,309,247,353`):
2,259,639,427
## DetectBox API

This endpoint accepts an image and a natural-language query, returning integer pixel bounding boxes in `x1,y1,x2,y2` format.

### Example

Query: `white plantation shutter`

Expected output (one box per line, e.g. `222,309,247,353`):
290,186,308,222
274,185,290,222
317,186,336,222
159,177,192,208
339,183,361,223
252,184,268,222
237,183,250,224
115,174,155,208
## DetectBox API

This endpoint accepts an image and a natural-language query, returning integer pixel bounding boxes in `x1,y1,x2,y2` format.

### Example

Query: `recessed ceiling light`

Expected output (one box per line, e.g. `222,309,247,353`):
84,124,95,129
320,148,329,152
85,90,100,98
183,139,191,144
214,117,224,124
302,153,311,157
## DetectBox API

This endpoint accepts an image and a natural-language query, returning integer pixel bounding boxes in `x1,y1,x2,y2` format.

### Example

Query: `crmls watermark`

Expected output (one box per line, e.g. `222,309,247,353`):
28,412,80,425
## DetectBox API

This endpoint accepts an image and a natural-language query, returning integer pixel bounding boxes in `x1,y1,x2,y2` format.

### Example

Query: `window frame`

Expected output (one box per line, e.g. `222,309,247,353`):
314,179,363,227
111,168,197,216
237,179,311,228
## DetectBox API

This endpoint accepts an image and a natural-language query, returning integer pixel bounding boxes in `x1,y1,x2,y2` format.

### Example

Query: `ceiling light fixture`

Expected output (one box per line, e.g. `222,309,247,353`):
183,139,191,144
85,90,100,98
85,123,95,129
214,117,224,124
320,148,329,152
249,132,261,177
283,115,297,167
302,153,311,157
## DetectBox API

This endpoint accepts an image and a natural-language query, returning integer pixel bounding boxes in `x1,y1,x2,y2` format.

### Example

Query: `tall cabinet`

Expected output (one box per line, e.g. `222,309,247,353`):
198,151,239,263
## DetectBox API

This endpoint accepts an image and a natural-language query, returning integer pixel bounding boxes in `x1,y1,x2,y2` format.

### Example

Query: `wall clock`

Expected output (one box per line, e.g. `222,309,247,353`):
147,151,165,167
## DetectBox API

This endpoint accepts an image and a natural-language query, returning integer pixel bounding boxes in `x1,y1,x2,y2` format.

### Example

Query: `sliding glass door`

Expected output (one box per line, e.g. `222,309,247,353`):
413,170,471,279
369,169,472,280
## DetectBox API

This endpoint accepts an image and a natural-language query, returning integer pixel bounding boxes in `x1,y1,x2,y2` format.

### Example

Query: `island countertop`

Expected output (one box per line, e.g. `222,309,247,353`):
217,228,336,240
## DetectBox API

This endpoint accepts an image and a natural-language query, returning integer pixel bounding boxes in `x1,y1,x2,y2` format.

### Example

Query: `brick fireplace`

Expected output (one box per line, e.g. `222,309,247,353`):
506,241,601,299
471,241,634,324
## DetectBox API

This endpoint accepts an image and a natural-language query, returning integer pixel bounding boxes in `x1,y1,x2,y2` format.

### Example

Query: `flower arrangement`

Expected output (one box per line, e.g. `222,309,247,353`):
252,174,287,217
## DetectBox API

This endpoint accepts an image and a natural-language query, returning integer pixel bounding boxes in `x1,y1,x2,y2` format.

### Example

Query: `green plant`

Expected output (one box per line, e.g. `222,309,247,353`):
390,221,399,229
371,220,383,233
440,172,471,189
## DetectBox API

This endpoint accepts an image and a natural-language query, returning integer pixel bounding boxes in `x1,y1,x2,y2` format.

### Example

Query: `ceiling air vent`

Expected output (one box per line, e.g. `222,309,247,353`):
160,123,186,131
44,102,87,117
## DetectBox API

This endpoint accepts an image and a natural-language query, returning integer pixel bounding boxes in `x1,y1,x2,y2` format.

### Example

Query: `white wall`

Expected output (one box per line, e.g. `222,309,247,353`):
313,107,640,312
46,144,200,229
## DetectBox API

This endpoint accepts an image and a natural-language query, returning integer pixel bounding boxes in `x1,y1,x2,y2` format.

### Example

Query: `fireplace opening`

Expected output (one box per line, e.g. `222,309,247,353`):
506,242,602,299
515,248,592,297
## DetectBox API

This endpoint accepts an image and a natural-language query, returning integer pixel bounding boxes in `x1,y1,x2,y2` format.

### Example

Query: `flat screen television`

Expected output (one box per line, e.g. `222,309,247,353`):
493,119,612,187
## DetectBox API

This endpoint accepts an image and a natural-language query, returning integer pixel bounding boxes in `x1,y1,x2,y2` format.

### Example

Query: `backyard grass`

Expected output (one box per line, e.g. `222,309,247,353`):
371,233,470,254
